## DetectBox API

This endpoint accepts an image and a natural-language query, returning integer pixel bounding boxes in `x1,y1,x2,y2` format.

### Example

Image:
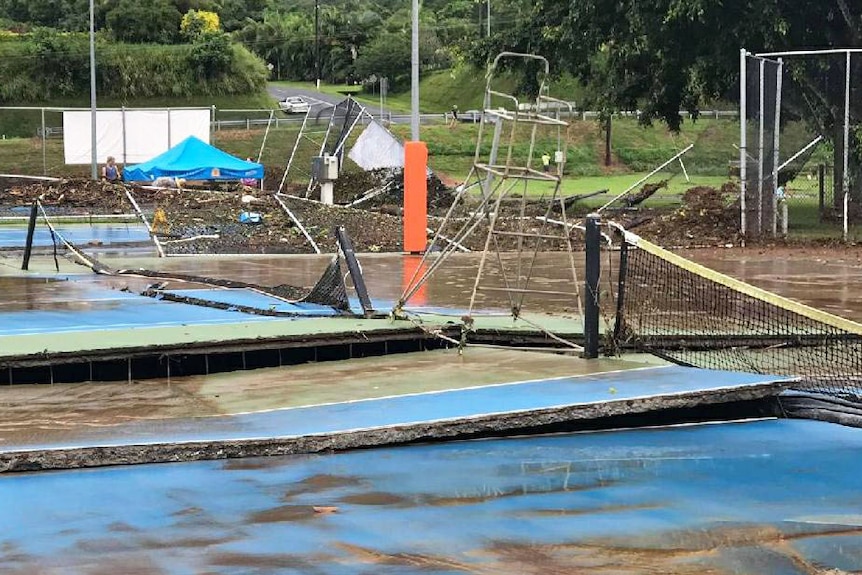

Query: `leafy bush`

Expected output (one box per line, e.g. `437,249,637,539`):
0,32,267,103
188,32,232,80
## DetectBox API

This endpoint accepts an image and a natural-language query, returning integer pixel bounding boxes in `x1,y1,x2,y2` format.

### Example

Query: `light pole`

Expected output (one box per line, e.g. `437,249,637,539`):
315,0,320,90
410,0,419,140
89,0,97,180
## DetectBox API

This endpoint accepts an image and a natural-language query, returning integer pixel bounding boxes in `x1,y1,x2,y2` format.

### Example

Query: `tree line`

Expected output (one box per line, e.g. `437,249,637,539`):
0,1,272,101
0,0,491,94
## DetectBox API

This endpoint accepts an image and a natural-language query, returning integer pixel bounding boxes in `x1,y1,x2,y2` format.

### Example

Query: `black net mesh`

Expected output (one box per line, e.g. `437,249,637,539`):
118,254,349,311
613,234,862,399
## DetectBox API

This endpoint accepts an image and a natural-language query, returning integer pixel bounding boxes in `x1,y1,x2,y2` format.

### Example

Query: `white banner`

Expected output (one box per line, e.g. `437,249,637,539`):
62,109,211,165
348,120,405,170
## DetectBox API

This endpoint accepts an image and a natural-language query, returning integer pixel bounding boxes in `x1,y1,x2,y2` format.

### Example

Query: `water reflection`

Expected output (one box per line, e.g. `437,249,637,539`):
5,248,862,321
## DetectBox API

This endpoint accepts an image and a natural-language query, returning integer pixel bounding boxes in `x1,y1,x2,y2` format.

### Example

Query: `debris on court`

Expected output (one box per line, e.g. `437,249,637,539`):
628,183,741,246
0,179,131,215
0,176,748,251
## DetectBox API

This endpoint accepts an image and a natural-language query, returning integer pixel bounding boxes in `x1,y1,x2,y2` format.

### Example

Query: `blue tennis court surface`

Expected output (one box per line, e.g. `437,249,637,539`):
0,418,858,574
0,287,280,336
0,279,504,337
0,224,150,248
0,365,787,453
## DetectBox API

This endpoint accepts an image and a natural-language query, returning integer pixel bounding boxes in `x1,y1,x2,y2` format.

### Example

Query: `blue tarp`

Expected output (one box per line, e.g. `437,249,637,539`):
123,136,264,182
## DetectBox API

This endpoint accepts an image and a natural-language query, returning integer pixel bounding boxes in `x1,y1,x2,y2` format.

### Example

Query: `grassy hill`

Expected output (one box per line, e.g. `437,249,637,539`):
288,65,587,114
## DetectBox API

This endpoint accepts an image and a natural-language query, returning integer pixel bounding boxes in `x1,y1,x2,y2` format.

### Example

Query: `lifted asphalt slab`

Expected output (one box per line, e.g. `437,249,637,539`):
0,365,790,472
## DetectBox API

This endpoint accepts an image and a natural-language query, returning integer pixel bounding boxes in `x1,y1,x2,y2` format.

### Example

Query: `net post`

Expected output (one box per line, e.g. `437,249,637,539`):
583,213,601,359
335,226,375,317
21,201,38,271
612,238,629,345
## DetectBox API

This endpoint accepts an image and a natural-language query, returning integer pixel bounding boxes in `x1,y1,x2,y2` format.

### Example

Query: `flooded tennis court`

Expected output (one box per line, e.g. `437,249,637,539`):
1,243,861,573
3,245,861,318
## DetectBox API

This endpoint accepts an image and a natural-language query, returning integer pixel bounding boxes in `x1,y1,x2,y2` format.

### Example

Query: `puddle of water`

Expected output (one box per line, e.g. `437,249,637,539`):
0,223,151,249
106,250,862,321
3,247,861,320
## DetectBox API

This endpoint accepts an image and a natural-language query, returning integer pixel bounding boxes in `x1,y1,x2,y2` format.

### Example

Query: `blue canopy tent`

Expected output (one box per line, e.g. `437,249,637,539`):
123,136,264,182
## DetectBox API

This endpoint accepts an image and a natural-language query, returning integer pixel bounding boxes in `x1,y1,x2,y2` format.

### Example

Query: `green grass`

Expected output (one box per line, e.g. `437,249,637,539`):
272,65,567,114
391,116,743,179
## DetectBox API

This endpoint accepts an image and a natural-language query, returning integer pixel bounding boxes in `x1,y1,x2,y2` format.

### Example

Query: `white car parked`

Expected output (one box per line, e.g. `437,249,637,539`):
278,96,310,114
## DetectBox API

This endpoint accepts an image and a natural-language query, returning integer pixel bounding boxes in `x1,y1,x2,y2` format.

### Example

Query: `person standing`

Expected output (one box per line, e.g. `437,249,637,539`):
101,156,121,183
541,152,551,173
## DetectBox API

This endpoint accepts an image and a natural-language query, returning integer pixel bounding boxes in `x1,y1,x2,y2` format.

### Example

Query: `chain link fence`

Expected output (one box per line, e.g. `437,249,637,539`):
742,48,862,241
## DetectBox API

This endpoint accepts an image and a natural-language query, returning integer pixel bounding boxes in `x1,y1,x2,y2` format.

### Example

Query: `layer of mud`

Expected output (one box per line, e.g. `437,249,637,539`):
0,176,750,253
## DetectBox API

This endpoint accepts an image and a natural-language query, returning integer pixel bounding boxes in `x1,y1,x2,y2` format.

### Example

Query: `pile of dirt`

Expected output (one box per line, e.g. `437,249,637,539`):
144,188,405,255
626,183,742,246
0,179,132,216
0,176,748,253
331,168,455,215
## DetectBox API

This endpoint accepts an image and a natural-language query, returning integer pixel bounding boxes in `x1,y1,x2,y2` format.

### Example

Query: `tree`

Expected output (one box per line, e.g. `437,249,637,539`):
0,0,89,29
105,0,182,43
497,0,862,202
215,0,267,32
234,12,315,80
188,30,232,78
353,31,410,89
181,9,220,40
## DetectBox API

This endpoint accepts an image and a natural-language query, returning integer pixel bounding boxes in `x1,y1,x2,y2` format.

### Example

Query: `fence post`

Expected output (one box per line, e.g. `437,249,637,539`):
818,164,826,219
584,213,601,359
41,107,47,176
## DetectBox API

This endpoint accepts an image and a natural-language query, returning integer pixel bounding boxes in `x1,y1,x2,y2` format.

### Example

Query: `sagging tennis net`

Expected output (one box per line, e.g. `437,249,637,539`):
33,200,351,315
612,230,862,399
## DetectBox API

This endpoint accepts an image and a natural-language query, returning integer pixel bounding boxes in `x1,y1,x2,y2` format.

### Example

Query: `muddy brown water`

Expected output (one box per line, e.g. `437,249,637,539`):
108,247,862,321
3,246,862,319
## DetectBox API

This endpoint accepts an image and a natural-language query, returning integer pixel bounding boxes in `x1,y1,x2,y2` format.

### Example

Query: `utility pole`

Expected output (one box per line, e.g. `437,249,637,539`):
410,0,419,140
89,0,97,180
315,0,320,90
486,0,490,38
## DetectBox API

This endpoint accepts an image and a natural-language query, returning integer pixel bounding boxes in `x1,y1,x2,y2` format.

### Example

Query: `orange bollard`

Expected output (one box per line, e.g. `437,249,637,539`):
402,254,428,307
403,141,428,253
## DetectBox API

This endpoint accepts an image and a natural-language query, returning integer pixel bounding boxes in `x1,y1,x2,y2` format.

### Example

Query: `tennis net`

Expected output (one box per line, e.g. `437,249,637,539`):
612,230,862,399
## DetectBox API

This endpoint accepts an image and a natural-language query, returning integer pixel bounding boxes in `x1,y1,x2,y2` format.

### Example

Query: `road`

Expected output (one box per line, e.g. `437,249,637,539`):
267,83,398,118
266,84,451,126
267,84,345,107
